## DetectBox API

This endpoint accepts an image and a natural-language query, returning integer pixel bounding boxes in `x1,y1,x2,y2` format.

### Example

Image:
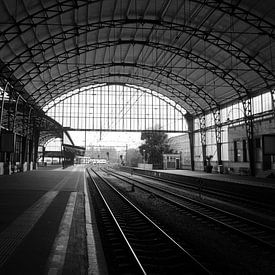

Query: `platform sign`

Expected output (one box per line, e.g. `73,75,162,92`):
262,135,275,155
0,132,14,152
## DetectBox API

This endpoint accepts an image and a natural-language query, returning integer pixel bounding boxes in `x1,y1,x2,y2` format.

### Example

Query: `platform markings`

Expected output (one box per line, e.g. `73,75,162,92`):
46,191,77,275
0,191,59,268
0,167,80,269
84,169,108,275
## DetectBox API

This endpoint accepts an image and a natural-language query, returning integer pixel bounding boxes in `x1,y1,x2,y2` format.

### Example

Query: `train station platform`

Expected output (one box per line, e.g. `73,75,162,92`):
153,169,275,189
0,164,103,275
126,166,275,190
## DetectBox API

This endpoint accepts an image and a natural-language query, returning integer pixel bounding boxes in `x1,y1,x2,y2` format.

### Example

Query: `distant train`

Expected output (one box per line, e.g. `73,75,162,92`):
90,158,107,165
74,157,108,165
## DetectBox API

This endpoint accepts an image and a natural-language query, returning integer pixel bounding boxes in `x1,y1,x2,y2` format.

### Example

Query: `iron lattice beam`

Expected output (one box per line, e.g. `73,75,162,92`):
198,113,207,169
0,0,273,50
16,37,249,105
31,61,219,111
272,89,275,128
1,18,273,86
39,71,204,115
191,0,274,38
1,18,274,110
213,108,222,165
35,63,206,112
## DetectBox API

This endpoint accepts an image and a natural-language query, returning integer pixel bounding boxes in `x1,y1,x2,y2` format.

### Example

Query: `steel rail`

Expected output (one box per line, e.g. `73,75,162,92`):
123,169,275,210
87,168,146,275
87,167,211,274
105,168,275,250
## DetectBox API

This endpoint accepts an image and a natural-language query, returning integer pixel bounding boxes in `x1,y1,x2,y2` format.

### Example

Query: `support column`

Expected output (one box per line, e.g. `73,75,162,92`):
185,113,195,171
21,136,27,172
0,83,7,175
26,108,32,170
243,98,255,176
33,127,40,170
11,96,20,171
272,89,275,127
28,139,34,170
199,114,207,171
213,109,222,165
0,82,8,134
42,146,45,164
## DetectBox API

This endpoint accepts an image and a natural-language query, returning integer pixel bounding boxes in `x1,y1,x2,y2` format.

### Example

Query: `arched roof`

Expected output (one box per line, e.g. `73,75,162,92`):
0,0,274,116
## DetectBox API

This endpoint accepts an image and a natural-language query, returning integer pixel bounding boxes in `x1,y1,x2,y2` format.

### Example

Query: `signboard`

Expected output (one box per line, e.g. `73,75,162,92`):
263,135,275,155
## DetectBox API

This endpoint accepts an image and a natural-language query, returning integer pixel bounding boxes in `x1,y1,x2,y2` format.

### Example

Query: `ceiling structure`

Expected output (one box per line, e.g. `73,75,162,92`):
0,0,274,121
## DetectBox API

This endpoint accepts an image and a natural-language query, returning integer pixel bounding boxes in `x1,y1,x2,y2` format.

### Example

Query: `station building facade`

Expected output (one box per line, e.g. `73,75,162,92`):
168,116,275,176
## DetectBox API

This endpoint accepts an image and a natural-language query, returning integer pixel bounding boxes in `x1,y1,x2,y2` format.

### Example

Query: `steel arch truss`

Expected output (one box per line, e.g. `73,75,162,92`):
14,37,249,109
0,16,274,116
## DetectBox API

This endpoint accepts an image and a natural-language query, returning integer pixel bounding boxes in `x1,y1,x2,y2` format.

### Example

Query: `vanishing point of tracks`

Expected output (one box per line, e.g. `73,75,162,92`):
105,168,275,251
86,167,211,274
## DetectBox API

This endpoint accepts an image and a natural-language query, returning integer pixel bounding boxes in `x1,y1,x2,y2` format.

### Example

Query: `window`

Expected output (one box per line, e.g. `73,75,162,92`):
44,84,187,132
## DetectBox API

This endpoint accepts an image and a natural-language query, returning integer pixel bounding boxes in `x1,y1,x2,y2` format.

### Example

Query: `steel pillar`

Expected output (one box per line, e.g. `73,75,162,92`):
0,82,8,134
33,127,40,170
272,89,275,128
242,98,255,176
199,114,207,171
185,113,195,171
213,109,222,165
21,136,27,170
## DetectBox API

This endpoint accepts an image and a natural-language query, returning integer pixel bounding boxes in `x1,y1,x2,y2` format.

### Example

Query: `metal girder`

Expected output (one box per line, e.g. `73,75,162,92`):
0,61,36,106
185,113,195,171
241,97,255,176
12,95,20,133
198,113,207,169
1,20,274,106
39,70,204,115
34,63,206,113
2,18,273,87
198,114,207,146
0,81,8,134
33,60,218,110
16,38,248,106
26,108,32,138
191,0,274,38
242,98,254,140
213,109,222,144
272,89,275,127
44,83,185,118
0,78,64,142
213,108,222,165
0,0,273,50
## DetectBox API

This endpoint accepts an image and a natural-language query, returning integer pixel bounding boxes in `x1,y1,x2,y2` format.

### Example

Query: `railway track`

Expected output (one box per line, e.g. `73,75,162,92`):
86,167,211,274
104,168,275,251
123,169,275,211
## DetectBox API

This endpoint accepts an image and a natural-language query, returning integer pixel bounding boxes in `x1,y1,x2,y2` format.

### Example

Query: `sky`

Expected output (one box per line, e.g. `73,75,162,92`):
67,131,180,150
68,131,143,149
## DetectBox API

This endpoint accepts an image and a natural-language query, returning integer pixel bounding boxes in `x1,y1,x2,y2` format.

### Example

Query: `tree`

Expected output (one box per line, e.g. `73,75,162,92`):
139,130,172,166
126,149,143,167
